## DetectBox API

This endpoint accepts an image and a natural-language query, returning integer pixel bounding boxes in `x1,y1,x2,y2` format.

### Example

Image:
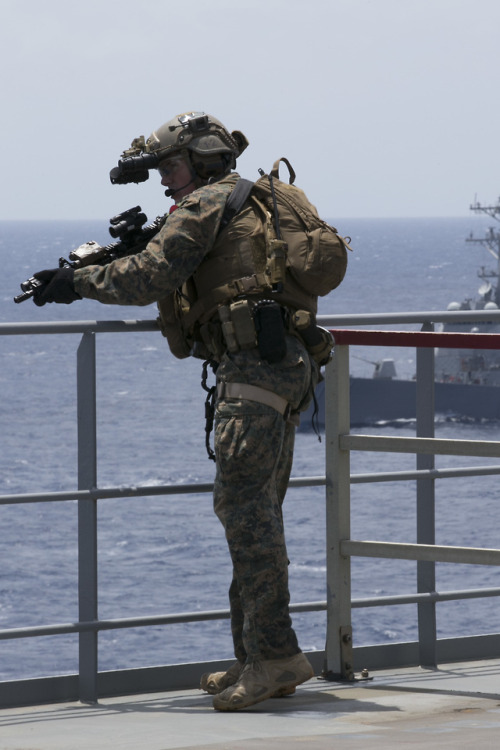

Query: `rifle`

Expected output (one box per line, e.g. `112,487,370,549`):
14,206,166,303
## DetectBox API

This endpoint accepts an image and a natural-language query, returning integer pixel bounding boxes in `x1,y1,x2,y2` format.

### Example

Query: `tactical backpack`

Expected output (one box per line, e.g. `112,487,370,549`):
250,157,350,297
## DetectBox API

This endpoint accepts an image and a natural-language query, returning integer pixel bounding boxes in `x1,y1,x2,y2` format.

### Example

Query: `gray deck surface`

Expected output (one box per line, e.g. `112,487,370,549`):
1,658,500,749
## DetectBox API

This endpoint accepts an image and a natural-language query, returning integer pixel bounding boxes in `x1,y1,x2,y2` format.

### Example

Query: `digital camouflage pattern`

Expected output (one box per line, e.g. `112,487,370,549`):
73,174,239,305
214,335,317,661
73,176,318,664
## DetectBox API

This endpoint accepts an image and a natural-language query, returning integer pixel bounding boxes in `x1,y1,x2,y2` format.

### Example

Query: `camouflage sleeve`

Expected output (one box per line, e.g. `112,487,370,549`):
73,181,233,306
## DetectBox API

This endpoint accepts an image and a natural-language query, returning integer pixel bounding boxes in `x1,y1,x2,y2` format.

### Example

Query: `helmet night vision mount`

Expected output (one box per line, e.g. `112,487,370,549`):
109,112,248,185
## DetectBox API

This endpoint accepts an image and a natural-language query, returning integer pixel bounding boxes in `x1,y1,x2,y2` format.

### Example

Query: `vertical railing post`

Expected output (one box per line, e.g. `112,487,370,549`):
77,332,98,703
324,343,353,680
416,322,437,666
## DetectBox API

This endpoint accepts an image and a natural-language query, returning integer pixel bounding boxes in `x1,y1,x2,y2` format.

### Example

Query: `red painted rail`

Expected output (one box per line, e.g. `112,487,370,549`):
329,329,500,350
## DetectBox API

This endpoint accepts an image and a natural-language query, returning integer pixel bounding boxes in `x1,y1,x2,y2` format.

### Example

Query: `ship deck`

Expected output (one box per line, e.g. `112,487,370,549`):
2,658,500,749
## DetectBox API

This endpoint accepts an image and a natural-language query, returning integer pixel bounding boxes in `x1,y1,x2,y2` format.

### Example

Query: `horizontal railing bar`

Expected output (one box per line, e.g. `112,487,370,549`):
352,587,500,608
352,465,500,483
4,310,500,338
341,434,500,458
288,476,326,488
0,485,214,505
2,310,500,338
0,613,229,641
0,611,231,640
4,583,500,642
319,310,500,326
0,600,328,641
342,540,500,565
3,636,500,704
0,476,326,506
330,328,500,350
4,464,500,506
0,320,159,336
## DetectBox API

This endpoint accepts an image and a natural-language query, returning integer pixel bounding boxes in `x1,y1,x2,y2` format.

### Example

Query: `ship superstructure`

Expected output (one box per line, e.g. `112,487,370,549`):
435,196,500,387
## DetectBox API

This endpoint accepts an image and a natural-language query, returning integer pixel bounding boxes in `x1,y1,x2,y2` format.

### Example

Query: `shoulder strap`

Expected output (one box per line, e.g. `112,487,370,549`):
219,178,254,231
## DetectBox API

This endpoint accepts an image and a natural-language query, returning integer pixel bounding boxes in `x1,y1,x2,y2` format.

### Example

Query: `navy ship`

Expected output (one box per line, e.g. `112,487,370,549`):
302,196,500,428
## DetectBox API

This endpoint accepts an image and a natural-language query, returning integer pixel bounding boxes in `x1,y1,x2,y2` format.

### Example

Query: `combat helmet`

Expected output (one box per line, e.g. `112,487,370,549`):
147,112,248,180
110,111,248,185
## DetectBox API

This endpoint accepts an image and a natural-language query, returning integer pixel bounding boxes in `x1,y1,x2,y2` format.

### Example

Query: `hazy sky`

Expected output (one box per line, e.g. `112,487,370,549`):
2,0,500,220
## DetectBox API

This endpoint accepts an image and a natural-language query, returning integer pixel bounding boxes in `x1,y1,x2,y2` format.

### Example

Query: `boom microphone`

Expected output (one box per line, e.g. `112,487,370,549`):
164,178,196,198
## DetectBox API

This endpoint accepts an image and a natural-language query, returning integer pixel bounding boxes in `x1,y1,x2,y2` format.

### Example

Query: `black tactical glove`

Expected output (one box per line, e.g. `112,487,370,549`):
32,268,82,306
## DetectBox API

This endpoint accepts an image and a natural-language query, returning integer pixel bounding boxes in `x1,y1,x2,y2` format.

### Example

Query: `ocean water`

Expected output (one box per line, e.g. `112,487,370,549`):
1,212,499,681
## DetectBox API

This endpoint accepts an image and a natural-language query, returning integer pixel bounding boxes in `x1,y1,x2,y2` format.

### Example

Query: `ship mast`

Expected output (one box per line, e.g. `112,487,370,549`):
467,196,500,306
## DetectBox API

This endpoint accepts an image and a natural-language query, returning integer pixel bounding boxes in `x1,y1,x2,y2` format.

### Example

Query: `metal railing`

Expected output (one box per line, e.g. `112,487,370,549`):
1,311,500,707
323,320,500,680
0,319,327,707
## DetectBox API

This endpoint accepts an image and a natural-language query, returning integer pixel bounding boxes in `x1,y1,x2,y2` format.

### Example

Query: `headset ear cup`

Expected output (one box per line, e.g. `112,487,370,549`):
192,154,232,179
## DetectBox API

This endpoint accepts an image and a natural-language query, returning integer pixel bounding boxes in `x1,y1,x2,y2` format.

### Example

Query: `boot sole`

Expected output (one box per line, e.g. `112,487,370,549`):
202,683,294,697
213,668,312,711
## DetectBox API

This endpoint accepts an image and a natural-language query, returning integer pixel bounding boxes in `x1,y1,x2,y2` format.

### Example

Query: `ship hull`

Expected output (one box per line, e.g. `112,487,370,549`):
300,377,500,429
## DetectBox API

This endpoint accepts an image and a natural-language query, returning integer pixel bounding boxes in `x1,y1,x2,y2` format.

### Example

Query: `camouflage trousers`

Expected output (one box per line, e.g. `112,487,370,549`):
213,336,316,663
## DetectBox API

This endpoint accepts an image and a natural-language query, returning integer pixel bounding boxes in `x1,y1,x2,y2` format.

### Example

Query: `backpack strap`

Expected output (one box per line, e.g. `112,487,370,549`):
270,157,296,185
219,178,254,231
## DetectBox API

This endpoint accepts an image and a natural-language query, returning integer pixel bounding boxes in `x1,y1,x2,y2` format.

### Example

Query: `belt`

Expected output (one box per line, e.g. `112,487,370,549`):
217,382,300,425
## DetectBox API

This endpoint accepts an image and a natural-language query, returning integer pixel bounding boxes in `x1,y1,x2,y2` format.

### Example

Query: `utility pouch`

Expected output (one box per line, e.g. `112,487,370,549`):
229,300,257,350
218,300,257,352
253,300,287,363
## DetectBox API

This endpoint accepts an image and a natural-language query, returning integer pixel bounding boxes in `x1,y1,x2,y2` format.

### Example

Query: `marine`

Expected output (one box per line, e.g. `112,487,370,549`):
31,111,327,710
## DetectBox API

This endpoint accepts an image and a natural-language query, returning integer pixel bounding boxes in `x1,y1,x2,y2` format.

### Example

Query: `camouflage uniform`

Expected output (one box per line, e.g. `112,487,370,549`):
215,338,315,662
73,176,317,665
74,176,240,304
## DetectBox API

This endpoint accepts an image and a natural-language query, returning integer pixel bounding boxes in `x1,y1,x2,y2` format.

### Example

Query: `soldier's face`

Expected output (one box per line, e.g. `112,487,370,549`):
158,156,196,202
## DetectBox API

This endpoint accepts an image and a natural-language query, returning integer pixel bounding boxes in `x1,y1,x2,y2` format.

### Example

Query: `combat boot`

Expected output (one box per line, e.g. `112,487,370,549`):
212,652,313,711
201,660,297,698
200,661,243,695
